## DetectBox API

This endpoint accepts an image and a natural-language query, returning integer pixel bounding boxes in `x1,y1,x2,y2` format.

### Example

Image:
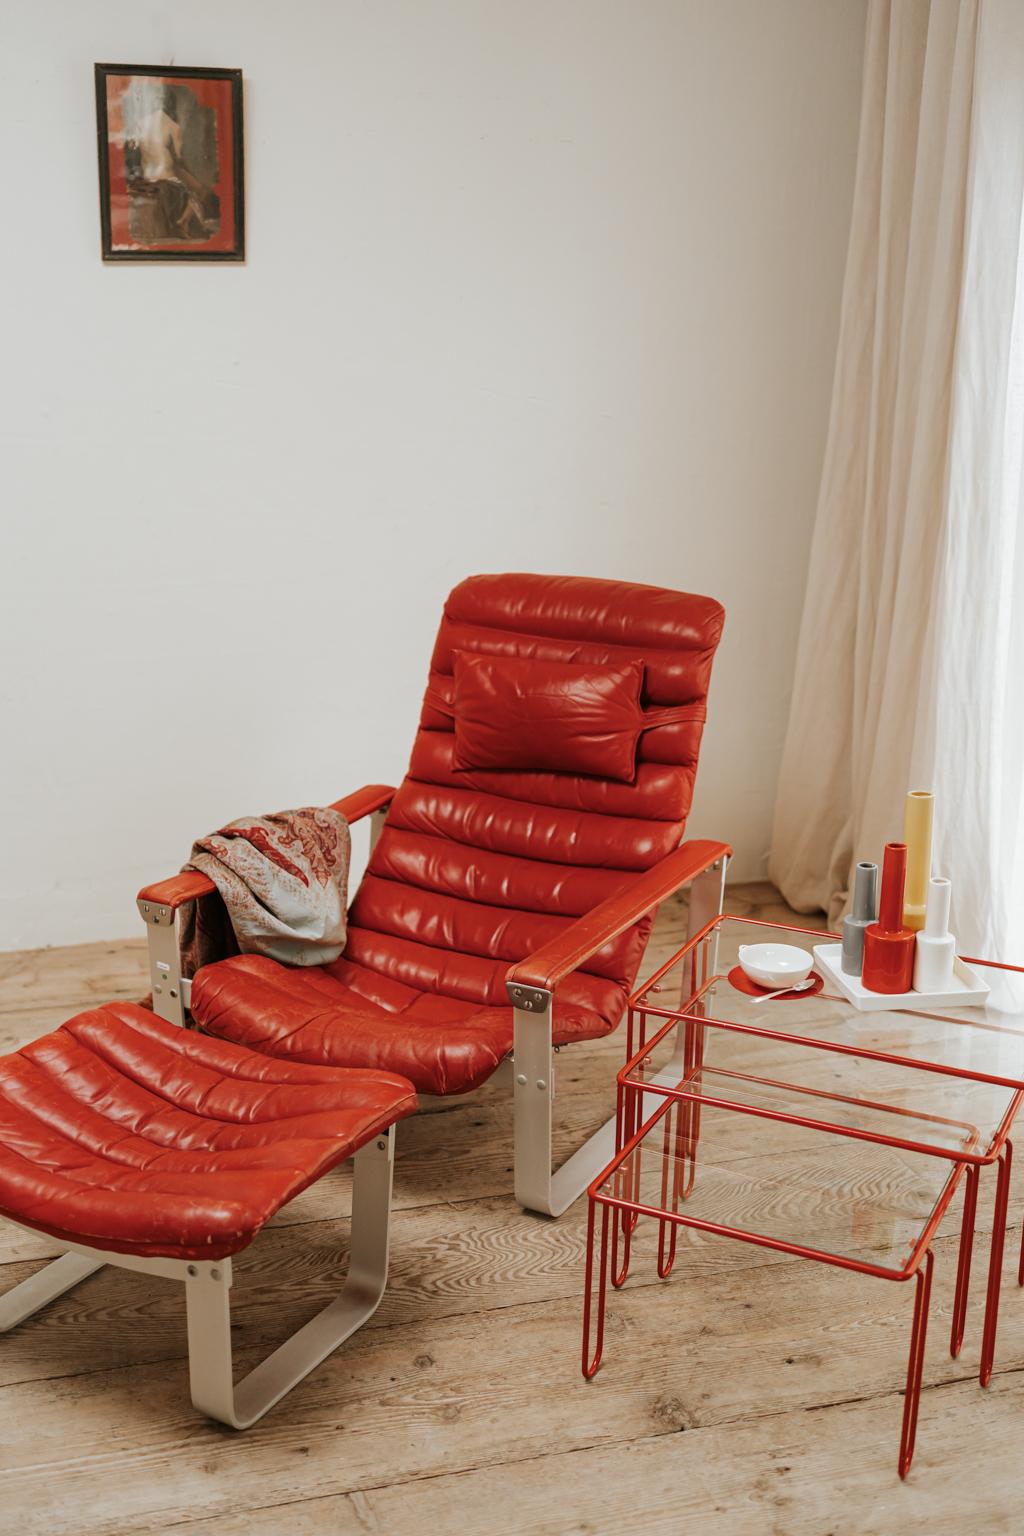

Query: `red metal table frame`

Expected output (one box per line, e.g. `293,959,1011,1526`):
623,915,1024,1384
584,1089,957,1478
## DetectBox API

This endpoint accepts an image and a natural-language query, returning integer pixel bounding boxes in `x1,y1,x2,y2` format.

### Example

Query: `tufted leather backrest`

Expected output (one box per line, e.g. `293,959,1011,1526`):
343,573,724,1032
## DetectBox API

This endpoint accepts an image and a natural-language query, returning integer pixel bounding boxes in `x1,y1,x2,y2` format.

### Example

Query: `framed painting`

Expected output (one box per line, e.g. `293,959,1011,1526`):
95,64,244,262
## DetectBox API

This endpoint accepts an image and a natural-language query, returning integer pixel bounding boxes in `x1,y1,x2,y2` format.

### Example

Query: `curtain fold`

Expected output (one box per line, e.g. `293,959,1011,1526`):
769,0,1024,957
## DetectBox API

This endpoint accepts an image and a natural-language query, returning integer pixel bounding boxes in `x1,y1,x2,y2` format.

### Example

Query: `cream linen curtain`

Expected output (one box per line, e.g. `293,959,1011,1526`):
769,0,1024,957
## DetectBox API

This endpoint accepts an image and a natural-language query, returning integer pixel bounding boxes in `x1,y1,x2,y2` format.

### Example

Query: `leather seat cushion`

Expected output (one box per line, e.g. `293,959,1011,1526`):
190,950,621,1096
0,1003,417,1261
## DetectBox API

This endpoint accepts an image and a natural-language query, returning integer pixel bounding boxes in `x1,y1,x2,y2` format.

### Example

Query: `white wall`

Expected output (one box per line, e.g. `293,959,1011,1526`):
0,0,865,950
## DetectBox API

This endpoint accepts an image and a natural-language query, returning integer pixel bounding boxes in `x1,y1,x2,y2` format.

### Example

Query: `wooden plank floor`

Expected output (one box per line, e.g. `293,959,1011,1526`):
0,886,1021,1535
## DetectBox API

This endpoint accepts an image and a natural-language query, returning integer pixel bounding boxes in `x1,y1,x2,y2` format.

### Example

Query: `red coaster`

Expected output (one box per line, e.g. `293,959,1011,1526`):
728,965,824,1001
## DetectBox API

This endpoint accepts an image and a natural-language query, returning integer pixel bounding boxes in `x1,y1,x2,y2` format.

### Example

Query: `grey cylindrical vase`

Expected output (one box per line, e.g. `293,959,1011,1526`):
841,861,878,975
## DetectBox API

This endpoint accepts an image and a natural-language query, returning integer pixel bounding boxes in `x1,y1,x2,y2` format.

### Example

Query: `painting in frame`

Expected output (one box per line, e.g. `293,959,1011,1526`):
95,63,244,262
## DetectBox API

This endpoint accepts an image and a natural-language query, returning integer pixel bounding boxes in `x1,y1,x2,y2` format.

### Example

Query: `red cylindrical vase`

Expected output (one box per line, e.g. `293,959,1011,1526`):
861,842,916,994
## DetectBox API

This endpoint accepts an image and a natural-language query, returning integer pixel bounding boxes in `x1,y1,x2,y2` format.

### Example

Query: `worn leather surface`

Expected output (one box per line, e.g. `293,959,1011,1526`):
192,949,625,1095
191,573,724,1095
506,838,732,993
138,870,217,910
0,1003,416,1260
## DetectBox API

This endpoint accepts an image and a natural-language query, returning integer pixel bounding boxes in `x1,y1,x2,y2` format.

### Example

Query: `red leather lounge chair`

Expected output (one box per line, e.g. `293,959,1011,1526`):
138,574,730,1216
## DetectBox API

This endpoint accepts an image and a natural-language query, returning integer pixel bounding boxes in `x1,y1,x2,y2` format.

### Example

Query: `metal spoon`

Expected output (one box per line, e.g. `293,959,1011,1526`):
752,977,816,1005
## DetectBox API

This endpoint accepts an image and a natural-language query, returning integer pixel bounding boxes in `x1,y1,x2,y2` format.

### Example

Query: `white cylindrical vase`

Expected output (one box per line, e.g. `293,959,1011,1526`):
912,876,955,993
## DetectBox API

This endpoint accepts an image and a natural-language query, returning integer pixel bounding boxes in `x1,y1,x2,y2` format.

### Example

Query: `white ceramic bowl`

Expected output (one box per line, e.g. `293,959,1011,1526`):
737,943,813,990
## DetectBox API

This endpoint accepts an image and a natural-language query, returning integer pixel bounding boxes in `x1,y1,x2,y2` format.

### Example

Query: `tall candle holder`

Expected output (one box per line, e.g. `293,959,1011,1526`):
861,842,916,993
903,790,934,932
913,876,956,992
841,861,878,975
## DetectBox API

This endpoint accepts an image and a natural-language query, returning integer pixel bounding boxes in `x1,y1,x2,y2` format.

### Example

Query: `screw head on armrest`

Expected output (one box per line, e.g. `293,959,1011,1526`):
507,982,552,1012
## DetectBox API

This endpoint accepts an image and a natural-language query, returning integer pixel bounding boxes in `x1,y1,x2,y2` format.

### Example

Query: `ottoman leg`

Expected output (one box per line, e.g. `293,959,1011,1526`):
0,1250,106,1331
186,1126,396,1429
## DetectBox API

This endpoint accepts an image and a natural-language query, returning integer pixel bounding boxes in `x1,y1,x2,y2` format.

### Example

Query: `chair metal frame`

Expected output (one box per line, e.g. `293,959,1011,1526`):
0,1128,395,1429
138,784,730,1219
507,853,727,1216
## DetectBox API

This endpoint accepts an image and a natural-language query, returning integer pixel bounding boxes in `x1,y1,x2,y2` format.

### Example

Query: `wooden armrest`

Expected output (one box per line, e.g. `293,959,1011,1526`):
505,838,731,998
137,784,397,910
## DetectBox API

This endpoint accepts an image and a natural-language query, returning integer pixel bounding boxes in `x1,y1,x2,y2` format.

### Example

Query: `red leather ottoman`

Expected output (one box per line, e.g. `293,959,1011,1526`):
0,1002,417,1427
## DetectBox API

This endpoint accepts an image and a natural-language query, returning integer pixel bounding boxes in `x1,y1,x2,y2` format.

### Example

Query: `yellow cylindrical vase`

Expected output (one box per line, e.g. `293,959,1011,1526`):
902,789,934,931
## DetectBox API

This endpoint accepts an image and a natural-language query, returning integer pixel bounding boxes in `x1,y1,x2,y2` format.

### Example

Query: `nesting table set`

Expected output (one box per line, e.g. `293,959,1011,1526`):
582,916,1024,1478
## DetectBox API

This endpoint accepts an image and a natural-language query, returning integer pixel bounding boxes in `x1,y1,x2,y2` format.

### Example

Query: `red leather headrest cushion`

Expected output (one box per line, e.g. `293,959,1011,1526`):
451,652,645,781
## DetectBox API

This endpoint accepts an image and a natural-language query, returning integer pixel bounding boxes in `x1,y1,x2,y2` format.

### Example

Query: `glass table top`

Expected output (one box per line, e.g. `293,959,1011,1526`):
633,917,1024,1094
622,1019,1019,1161
596,1095,961,1276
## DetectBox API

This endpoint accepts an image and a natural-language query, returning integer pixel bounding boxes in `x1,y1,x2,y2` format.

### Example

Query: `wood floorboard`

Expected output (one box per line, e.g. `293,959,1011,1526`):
2,1240,1021,1536
159,1373,1024,1536
0,884,1021,1534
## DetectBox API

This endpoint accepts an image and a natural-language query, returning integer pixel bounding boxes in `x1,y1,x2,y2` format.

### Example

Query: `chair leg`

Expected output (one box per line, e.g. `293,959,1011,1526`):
512,1005,618,1218
516,1012,677,1218
0,1250,106,1331
186,1127,396,1428
512,857,728,1218
684,856,727,975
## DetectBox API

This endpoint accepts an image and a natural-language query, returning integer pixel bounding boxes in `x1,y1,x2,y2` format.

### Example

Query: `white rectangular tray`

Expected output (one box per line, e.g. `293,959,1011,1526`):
813,943,990,1013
